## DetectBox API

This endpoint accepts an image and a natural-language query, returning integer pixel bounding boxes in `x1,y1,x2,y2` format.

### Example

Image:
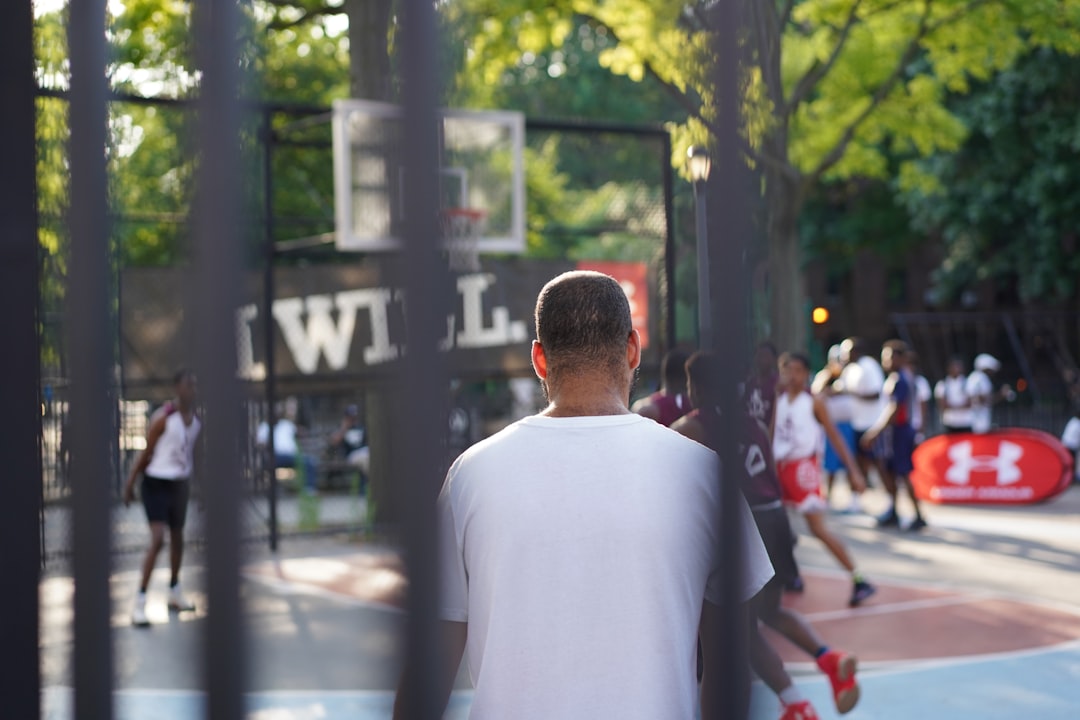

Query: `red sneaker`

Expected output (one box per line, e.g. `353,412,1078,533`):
816,649,860,713
779,700,820,720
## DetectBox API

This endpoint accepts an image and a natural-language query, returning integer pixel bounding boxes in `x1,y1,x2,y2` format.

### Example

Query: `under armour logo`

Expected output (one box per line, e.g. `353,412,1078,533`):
946,441,1023,485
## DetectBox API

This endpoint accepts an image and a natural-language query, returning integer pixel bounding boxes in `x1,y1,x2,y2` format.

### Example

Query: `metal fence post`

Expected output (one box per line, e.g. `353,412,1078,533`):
0,1,43,716
66,0,116,717
263,108,280,552
192,0,247,717
703,1,751,716
396,0,448,715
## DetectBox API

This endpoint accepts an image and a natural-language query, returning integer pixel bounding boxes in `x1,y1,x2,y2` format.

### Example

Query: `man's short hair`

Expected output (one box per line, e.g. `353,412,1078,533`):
685,350,720,404
779,352,811,370
883,339,909,357
535,271,632,378
173,368,194,386
661,347,692,388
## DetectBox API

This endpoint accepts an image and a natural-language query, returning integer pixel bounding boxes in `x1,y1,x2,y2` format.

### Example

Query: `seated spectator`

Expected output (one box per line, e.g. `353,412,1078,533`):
329,404,370,483
256,397,317,492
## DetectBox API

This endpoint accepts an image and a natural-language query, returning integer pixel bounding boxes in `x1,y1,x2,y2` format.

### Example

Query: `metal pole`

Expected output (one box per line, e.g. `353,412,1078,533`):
396,0,448,715
263,109,279,552
66,0,115,717
703,1,750,716
693,179,712,350
192,0,246,717
661,133,677,352
0,1,43,716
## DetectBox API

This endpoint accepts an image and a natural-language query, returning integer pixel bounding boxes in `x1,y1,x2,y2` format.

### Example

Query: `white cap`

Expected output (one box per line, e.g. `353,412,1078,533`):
974,353,1001,372
827,344,843,364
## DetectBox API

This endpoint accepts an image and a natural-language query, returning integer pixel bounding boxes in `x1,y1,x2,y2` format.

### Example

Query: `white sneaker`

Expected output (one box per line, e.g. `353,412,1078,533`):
132,593,150,627
167,584,196,612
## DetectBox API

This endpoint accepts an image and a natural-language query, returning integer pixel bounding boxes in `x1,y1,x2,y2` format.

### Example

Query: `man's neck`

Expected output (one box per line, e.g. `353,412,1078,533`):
541,374,631,418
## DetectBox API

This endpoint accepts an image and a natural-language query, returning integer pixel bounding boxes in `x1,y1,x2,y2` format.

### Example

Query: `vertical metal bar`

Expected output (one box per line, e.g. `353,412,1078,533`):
192,0,246,717
397,0,447,715
263,109,279,552
704,0,750,716
661,133,677,352
0,1,42,716
693,179,712,349
66,0,115,718
1002,314,1039,401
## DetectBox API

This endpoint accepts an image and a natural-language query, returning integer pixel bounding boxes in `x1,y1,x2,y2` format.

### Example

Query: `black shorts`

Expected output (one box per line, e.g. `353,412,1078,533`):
853,428,888,461
751,504,799,588
141,475,190,530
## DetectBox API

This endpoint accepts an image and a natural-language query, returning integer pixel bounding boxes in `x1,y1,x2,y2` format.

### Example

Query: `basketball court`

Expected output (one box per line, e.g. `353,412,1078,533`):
43,502,1080,720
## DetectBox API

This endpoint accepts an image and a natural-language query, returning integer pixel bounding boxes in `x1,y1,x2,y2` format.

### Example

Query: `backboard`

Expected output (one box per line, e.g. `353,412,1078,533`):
332,99,526,254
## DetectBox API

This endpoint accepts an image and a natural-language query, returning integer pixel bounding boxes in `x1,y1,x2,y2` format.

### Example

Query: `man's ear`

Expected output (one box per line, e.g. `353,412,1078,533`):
627,330,642,371
532,340,549,380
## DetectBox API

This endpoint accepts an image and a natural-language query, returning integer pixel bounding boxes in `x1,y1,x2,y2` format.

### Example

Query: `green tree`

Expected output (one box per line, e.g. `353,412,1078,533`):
900,48,1080,306
457,0,1080,349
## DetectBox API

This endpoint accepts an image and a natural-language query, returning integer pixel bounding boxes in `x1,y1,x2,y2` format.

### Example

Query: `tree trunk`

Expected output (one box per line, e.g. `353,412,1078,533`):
345,0,396,526
346,0,393,101
764,170,807,353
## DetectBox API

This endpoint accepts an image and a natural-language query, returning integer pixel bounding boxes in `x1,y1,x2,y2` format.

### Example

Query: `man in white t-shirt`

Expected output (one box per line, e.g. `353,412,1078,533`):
935,357,973,433
967,354,1014,434
908,352,932,441
834,338,886,510
256,396,317,491
1061,410,1080,483
394,271,773,720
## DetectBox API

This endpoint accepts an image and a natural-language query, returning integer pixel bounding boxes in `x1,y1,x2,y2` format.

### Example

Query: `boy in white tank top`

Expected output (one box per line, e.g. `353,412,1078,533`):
774,353,876,608
123,369,201,626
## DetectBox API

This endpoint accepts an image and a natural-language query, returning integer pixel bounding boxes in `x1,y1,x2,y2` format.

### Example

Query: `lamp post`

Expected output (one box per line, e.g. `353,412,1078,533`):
688,145,712,349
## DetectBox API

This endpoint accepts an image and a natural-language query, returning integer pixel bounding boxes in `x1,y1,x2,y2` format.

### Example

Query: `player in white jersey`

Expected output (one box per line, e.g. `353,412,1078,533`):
774,353,876,607
123,369,201,626
394,271,774,720
833,337,886,512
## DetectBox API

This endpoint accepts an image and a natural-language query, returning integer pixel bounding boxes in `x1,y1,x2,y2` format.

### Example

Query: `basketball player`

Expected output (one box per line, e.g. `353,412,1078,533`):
774,353,876,607
123,369,201,626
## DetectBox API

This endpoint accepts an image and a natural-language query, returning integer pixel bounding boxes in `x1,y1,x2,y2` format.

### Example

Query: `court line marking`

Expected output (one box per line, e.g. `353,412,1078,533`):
241,569,406,615
798,593,980,622
785,637,1080,676
794,566,1080,619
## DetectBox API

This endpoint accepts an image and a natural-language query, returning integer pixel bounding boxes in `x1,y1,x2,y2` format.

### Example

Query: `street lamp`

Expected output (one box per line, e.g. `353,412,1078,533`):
688,145,712,349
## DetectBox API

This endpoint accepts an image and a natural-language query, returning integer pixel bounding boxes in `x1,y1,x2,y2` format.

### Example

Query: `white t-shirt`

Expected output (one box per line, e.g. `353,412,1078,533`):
934,375,972,429
438,413,773,720
912,375,932,432
839,356,885,431
256,419,299,455
1061,417,1080,481
815,369,854,424
966,370,993,433
773,391,820,462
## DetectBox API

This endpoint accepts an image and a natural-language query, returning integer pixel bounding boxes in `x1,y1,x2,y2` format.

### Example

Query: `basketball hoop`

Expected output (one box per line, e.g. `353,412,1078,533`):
441,208,486,273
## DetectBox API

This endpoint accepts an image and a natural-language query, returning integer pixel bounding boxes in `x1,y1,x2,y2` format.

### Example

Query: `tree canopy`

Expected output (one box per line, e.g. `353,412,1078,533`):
34,0,1080,349
900,48,1080,306
451,0,1080,347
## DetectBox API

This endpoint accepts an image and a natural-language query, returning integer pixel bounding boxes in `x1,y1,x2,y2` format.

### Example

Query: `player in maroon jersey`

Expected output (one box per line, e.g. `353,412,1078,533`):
673,352,862,718
631,347,693,426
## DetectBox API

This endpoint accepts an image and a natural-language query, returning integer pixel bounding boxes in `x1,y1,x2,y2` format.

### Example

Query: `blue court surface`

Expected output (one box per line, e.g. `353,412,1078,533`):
43,639,1080,719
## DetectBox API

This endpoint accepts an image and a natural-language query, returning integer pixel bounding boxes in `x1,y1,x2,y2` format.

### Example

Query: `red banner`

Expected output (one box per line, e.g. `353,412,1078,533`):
911,429,1073,504
576,261,650,349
